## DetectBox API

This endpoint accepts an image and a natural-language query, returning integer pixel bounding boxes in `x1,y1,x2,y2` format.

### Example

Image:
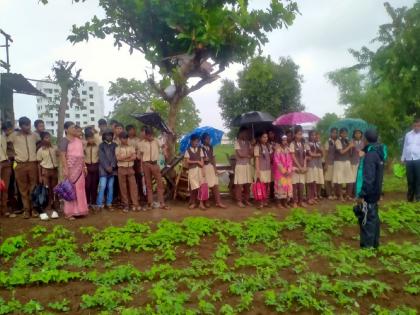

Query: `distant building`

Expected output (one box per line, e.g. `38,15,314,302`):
35,81,104,136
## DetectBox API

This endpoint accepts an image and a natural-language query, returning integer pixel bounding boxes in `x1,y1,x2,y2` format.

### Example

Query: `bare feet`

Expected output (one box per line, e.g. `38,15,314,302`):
237,202,245,208
189,204,197,210
216,203,227,209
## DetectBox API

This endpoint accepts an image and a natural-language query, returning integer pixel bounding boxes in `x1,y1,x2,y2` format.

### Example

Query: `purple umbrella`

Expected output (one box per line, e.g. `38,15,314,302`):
273,112,320,126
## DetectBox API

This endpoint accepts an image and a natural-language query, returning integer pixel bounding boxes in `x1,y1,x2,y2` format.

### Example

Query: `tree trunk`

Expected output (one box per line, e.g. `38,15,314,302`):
166,96,182,160
56,89,68,146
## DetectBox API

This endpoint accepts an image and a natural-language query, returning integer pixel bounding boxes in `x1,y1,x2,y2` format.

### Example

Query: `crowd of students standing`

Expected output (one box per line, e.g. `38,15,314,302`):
230,125,370,209
0,115,382,221
0,117,169,220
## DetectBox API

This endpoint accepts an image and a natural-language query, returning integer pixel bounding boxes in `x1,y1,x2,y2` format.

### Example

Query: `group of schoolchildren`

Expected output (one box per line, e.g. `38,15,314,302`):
0,115,369,220
0,117,169,220
231,125,366,209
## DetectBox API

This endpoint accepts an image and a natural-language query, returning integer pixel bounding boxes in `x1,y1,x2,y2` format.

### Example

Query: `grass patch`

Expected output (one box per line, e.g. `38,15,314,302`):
214,144,234,164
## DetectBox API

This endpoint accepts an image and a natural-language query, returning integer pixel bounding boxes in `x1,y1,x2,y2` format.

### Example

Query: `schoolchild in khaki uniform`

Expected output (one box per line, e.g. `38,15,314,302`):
254,131,272,208
8,117,39,218
234,126,253,208
333,128,354,201
126,125,144,199
84,130,100,208
138,127,169,210
306,130,324,205
36,132,59,220
290,127,307,208
201,133,226,208
185,134,206,210
116,132,140,212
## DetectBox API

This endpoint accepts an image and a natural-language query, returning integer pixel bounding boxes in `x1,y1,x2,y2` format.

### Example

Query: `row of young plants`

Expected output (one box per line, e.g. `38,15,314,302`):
0,202,419,314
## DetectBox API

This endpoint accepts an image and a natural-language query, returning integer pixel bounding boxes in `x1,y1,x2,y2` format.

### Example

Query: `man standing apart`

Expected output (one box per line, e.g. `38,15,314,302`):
8,117,39,218
355,129,385,248
401,118,420,202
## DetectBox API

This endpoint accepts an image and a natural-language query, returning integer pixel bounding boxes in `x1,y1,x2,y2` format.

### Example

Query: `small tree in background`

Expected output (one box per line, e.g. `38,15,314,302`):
46,61,82,145
41,0,299,157
315,113,340,141
218,56,304,136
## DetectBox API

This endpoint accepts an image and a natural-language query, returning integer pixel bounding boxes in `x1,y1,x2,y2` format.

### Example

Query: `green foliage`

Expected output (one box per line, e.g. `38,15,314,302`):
218,56,304,132
327,2,420,157
316,113,340,141
0,235,27,261
47,299,70,312
1,201,419,313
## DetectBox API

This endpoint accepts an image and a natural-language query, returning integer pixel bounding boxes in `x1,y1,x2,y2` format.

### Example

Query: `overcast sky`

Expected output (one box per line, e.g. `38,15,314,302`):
0,0,415,131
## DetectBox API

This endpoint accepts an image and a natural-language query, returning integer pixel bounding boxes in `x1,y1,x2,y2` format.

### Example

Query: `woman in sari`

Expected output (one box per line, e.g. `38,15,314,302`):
272,135,293,209
59,121,88,220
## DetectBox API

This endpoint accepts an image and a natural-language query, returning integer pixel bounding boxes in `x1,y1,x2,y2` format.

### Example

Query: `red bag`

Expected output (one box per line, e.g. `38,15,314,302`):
0,179,6,192
252,180,267,201
198,182,209,201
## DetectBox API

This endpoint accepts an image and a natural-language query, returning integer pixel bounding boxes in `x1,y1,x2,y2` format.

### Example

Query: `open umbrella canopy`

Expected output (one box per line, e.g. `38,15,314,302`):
232,111,275,127
132,112,172,134
273,112,320,126
179,126,224,153
329,118,374,137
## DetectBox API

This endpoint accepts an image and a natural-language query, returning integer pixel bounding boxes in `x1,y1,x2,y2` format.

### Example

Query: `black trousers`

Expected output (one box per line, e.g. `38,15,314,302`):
358,203,380,248
406,160,420,202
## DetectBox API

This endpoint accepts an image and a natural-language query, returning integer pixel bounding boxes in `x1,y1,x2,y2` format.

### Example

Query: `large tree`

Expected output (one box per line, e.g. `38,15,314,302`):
218,55,304,130
41,0,299,156
327,1,420,157
108,78,201,135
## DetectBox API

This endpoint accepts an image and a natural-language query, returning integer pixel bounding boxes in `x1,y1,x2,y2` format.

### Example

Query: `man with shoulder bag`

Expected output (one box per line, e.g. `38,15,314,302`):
354,129,385,249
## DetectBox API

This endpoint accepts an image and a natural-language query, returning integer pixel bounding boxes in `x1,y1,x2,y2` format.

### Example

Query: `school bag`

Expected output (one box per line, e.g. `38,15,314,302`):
31,184,49,210
252,179,267,201
198,182,209,201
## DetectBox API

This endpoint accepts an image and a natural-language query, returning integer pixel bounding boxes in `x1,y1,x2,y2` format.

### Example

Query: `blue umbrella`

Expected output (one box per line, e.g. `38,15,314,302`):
179,126,224,153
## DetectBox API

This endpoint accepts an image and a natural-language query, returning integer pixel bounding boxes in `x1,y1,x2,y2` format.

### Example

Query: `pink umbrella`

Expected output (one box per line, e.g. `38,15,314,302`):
273,112,320,126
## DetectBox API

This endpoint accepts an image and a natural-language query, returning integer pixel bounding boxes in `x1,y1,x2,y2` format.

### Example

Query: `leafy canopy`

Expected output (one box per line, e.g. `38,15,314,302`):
218,56,304,130
108,78,201,135
327,1,420,157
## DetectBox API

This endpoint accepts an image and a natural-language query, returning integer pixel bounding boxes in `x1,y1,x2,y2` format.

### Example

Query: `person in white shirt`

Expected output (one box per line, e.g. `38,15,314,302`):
401,118,420,202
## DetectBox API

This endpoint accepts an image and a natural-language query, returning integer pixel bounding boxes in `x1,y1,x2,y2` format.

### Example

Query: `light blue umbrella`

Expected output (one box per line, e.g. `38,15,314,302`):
179,126,224,153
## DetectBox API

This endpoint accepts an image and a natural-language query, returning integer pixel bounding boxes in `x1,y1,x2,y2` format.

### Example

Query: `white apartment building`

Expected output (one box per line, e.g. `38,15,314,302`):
35,81,105,136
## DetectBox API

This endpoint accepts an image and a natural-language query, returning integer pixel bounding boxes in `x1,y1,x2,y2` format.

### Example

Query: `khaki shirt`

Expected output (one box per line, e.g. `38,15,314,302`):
84,143,99,164
94,133,102,146
116,145,136,167
128,137,140,150
138,139,160,162
37,146,58,169
0,133,8,162
8,131,38,162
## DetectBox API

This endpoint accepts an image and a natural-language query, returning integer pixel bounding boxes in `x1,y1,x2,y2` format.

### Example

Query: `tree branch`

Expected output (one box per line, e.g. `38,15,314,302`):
186,68,224,95
146,72,170,102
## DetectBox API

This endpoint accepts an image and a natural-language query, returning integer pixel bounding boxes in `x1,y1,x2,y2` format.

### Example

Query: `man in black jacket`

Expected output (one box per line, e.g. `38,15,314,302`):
355,129,385,248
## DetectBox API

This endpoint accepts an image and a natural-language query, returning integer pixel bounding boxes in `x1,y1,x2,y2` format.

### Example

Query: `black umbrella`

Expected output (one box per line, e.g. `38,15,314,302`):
232,111,275,137
132,112,173,134
232,111,275,126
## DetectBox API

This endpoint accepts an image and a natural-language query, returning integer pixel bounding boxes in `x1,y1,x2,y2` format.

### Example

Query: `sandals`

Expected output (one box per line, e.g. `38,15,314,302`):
160,204,170,210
